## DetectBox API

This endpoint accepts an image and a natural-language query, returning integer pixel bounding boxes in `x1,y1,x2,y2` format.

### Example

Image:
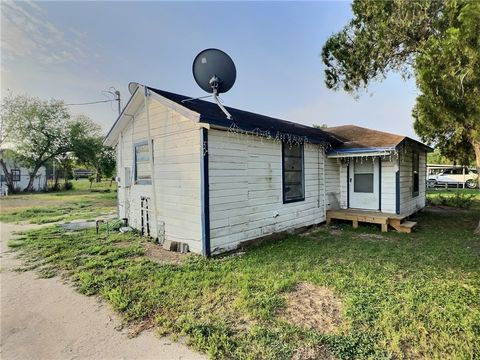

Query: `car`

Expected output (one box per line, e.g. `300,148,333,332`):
428,167,478,189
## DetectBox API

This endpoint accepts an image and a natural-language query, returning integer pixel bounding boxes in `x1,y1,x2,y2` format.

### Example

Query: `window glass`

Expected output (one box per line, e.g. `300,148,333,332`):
412,152,419,196
353,160,374,193
12,169,20,182
282,143,304,202
135,143,152,184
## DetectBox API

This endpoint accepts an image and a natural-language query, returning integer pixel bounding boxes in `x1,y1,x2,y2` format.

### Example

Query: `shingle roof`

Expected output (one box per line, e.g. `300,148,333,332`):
323,125,431,150
148,87,341,146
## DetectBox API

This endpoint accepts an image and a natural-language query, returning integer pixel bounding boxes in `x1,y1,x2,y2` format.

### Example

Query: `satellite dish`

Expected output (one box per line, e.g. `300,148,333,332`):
192,49,236,94
128,82,140,95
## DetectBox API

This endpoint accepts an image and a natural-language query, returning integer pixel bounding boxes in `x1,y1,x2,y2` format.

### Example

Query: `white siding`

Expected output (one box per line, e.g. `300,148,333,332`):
116,99,203,253
0,165,46,192
398,146,427,215
208,130,326,254
380,158,397,213
325,157,341,209
339,162,348,209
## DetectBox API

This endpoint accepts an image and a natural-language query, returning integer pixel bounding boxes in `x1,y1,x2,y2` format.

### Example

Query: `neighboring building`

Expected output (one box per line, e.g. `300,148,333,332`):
104,85,432,256
0,158,47,193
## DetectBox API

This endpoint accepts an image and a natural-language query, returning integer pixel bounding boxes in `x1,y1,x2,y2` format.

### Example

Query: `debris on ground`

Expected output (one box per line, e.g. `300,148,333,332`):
143,242,189,265
281,282,343,333
60,221,96,231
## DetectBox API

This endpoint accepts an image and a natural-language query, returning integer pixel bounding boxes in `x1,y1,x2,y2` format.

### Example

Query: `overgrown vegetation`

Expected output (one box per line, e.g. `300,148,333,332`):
427,189,477,209
7,193,480,359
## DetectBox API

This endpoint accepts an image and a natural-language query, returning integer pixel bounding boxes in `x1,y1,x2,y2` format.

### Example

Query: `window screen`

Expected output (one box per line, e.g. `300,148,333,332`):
412,152,419,196
12,169,20,182
282,143,304,203
354,161,373,193
135,143,152,184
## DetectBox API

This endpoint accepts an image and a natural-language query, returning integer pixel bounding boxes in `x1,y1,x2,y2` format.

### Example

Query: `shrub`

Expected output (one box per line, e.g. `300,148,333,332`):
428,192,475,209
63,181,74,191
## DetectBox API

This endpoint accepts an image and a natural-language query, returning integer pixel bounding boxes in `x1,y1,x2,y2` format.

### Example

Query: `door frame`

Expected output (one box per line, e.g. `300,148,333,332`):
347,157,381,211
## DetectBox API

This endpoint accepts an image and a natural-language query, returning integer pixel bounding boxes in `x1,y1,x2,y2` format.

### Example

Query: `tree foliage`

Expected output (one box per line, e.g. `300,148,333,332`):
1,94,116,191
322,0,480,186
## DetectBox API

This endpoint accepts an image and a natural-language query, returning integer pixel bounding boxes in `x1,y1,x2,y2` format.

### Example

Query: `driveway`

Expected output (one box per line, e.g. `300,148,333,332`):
0,222,205,360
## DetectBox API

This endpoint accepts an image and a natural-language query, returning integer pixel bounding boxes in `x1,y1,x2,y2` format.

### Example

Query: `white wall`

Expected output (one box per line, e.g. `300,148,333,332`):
380,157,397,213
208,129,326,254
398,145,427,215
325,157,341,209
116,98,203,253
0,165,46,192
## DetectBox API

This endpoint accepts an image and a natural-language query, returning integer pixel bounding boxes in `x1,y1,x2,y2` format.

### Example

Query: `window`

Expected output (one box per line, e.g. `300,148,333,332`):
354,161,374,193
12,169,20,182
134,142,152,184
412,152,419,196
282,143,304,203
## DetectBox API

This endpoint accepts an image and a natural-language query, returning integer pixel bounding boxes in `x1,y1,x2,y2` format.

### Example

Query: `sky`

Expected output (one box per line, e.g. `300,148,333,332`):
1,1,420,139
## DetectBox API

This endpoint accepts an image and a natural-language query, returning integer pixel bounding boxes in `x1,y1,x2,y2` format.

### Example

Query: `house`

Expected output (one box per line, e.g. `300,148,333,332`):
104,85,432,255
0,156,47,193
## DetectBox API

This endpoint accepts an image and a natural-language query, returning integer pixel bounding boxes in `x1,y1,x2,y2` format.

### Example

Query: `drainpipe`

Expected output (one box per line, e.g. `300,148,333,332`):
144,86,159,242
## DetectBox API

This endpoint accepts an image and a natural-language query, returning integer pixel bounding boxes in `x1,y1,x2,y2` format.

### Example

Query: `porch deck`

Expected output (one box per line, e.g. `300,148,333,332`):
326,209,417,233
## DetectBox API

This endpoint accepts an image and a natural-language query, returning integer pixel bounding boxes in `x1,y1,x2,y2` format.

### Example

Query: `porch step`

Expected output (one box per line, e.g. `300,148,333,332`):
398,221,417,233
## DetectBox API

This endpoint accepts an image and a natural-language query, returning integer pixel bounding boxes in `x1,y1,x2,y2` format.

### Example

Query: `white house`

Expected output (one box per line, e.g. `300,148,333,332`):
0,157,47,193
104,85,432,256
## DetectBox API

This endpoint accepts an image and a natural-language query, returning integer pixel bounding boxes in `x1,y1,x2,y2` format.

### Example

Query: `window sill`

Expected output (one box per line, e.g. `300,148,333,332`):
283,197,305,204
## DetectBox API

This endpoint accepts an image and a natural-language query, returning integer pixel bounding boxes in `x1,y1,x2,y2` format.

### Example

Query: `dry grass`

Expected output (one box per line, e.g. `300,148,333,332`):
281,282,343,333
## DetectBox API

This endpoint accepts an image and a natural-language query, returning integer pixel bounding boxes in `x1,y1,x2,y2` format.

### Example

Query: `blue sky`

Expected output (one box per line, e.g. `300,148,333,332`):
1,1,419,138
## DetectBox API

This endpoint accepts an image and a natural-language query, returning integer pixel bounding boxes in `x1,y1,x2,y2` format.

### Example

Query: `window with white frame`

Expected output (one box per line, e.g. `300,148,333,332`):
12,169,20,182
134,142,152,184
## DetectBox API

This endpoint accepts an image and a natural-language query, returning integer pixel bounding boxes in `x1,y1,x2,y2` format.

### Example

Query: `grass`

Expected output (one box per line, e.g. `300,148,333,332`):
7,191,480,359
0,179,116,223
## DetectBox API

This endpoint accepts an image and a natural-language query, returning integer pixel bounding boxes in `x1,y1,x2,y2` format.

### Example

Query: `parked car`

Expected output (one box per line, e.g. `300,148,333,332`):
427,167,478,188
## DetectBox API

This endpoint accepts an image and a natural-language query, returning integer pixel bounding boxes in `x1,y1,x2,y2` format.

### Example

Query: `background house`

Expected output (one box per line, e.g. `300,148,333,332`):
0,154,47,193
104,85,431,255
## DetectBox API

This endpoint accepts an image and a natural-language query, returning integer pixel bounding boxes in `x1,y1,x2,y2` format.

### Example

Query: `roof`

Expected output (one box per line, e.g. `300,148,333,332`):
147,87,341,145
323,125,432,151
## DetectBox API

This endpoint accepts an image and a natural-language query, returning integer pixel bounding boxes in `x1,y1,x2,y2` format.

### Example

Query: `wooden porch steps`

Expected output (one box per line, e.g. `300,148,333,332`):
326,209,417,233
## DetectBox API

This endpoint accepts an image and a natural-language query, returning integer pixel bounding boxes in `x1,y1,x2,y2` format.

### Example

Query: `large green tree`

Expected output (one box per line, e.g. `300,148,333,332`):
322,0,480,185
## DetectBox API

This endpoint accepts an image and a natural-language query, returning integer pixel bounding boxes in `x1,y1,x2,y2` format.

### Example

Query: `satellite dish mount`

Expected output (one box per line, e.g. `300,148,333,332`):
192,49,236,120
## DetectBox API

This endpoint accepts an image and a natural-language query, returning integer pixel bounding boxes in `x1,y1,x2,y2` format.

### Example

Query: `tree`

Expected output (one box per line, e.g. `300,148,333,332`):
1,95,71,191
69,115,116,182
322,0,480,187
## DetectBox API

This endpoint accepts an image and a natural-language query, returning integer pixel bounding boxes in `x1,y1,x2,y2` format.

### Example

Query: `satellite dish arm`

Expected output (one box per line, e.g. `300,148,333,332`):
212,90,232,120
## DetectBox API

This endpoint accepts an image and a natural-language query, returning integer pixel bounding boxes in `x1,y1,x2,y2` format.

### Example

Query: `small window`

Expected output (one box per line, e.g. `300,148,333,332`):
354,160,374,193
412,152,419,197
12,169,20,182
134,142,152,184
282,143,304,203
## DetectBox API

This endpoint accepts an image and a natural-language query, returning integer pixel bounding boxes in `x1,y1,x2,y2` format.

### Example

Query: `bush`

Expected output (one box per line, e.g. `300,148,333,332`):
63,181,74,191
428,192,475,208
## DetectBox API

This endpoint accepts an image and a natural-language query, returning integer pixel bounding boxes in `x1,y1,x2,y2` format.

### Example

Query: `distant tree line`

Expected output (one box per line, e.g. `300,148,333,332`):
0,94,115,192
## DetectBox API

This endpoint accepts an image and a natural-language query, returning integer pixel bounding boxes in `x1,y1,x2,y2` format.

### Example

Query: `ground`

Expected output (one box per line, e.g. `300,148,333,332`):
0,183,479,359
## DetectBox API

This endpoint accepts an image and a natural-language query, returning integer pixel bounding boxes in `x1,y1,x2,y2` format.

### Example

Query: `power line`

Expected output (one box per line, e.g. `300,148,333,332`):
65,99,115,106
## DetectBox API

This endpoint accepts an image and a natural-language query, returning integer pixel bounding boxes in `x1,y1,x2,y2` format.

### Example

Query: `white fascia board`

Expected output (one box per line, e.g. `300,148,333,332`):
327,150,395,159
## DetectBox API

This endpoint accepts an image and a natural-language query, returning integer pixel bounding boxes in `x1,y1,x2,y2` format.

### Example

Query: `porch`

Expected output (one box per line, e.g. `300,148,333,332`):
326,209,417,233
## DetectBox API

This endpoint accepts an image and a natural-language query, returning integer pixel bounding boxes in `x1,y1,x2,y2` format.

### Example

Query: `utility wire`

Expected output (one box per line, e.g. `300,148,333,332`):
65,99,115,106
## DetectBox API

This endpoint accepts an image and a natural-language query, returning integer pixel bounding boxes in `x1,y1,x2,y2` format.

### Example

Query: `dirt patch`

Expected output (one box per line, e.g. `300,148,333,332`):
281,282,343,333
143,241,189,265
292,343,335,360
357,233,388,241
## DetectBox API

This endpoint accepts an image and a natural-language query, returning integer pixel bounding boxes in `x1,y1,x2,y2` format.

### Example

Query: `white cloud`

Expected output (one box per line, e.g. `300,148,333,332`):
0,1,87,65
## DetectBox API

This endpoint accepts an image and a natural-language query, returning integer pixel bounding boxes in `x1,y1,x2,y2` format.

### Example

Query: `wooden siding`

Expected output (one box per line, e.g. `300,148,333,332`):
398,146,427,215
325,157,341,209
380,158,397,213
116,98,203,253
208,130,326,253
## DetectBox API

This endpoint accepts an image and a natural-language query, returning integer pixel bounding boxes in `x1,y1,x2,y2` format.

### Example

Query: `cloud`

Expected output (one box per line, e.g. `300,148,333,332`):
0,1,87,65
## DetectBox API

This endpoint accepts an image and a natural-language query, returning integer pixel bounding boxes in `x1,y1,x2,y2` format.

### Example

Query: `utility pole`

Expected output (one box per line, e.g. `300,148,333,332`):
115,90,121,114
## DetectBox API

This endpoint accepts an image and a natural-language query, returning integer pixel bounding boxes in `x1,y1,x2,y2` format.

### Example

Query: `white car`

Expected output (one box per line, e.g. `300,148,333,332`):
428,167,478,189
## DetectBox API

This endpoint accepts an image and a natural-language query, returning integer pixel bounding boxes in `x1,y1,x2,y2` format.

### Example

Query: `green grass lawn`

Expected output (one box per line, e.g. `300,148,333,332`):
6,190,480,359
0,179,116,223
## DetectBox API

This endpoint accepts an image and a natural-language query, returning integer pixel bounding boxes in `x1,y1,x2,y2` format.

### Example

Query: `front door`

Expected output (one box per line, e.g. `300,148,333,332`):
349,158,379,210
